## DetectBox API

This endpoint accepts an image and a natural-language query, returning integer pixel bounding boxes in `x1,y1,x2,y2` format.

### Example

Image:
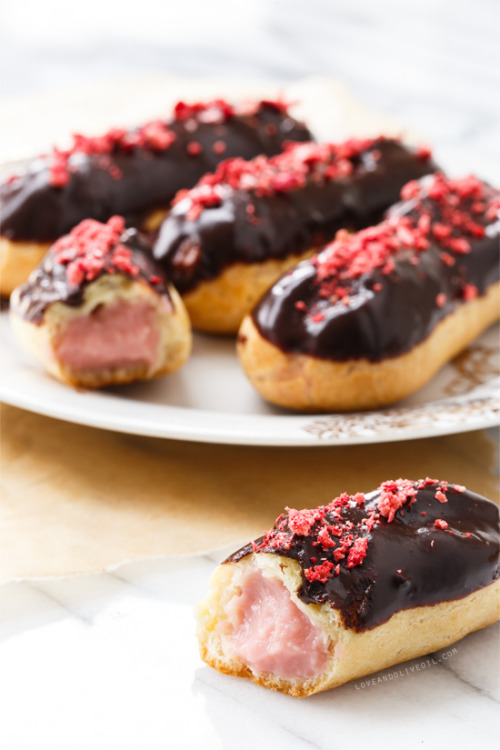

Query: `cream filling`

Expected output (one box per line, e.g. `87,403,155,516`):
54,297,160,371
220,566,329,680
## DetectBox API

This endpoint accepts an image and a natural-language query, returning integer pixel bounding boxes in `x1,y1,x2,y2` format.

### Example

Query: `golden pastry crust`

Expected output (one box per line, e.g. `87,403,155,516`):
182,249,316,334
197,554,500,698
141,208,169,233
237,280,500,412
0,207,169,299
0,237,51,297
10,274,191,388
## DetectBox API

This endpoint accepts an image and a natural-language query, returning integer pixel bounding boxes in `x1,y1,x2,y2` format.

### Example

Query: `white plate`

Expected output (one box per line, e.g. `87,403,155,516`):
1,312,498,445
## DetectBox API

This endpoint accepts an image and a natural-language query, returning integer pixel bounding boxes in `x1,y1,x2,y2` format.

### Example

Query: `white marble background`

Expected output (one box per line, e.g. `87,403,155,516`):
2,554,499,750
2,0,499,178
1,2,499,748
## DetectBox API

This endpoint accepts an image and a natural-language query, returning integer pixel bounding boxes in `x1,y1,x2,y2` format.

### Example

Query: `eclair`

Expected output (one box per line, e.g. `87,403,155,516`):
0,99,311,296
10,216,191,388
154,138,436,333
238,173,500,411
197,479,500,697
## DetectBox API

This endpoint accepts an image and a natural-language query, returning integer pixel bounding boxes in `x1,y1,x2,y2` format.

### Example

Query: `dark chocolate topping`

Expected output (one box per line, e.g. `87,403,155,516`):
226,480,499,631
11,216,170,323
0,101,311,243
153,139,436,293
251,174,500,362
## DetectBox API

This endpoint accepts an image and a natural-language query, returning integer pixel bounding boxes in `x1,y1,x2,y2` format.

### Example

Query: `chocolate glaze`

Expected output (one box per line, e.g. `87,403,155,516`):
153,140,436,293
0,103,311,243
227,483,499,632
251,177,500,363
11,227,169,324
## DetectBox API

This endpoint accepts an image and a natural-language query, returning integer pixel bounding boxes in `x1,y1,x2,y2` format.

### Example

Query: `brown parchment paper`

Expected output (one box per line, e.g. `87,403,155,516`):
0,74,410,165
0,404,497,583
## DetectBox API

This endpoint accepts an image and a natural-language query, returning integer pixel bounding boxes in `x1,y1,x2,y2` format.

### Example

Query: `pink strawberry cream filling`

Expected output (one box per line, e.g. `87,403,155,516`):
223,568,329,680
54,298,160,371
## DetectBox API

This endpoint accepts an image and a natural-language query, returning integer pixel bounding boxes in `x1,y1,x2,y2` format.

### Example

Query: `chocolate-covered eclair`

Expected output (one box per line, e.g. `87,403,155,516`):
238,173,500,411
154,138,435,333
0,99,311,296
10,216,191,388
197,479,500,697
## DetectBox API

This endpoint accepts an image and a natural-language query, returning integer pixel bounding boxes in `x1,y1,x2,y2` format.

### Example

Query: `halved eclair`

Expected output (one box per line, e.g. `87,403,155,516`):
237,173,500,411
0,99,311,296
197,479,500,697
154,138,436,333
10,216,191,388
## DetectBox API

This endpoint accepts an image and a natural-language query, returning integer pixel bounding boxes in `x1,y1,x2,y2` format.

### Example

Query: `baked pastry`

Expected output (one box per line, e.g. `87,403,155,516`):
197,478,500,697
10,216,191,388
154,138,435,333
0,99,311,296
238,173,500,411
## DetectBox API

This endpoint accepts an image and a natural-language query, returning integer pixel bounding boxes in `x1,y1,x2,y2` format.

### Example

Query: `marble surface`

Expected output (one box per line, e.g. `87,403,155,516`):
1,2,499,748
2,552,499,750
2,0,499,181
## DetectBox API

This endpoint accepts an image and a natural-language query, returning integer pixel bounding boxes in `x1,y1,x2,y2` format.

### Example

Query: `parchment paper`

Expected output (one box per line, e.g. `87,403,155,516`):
0,74,409,165
0,404,497,583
